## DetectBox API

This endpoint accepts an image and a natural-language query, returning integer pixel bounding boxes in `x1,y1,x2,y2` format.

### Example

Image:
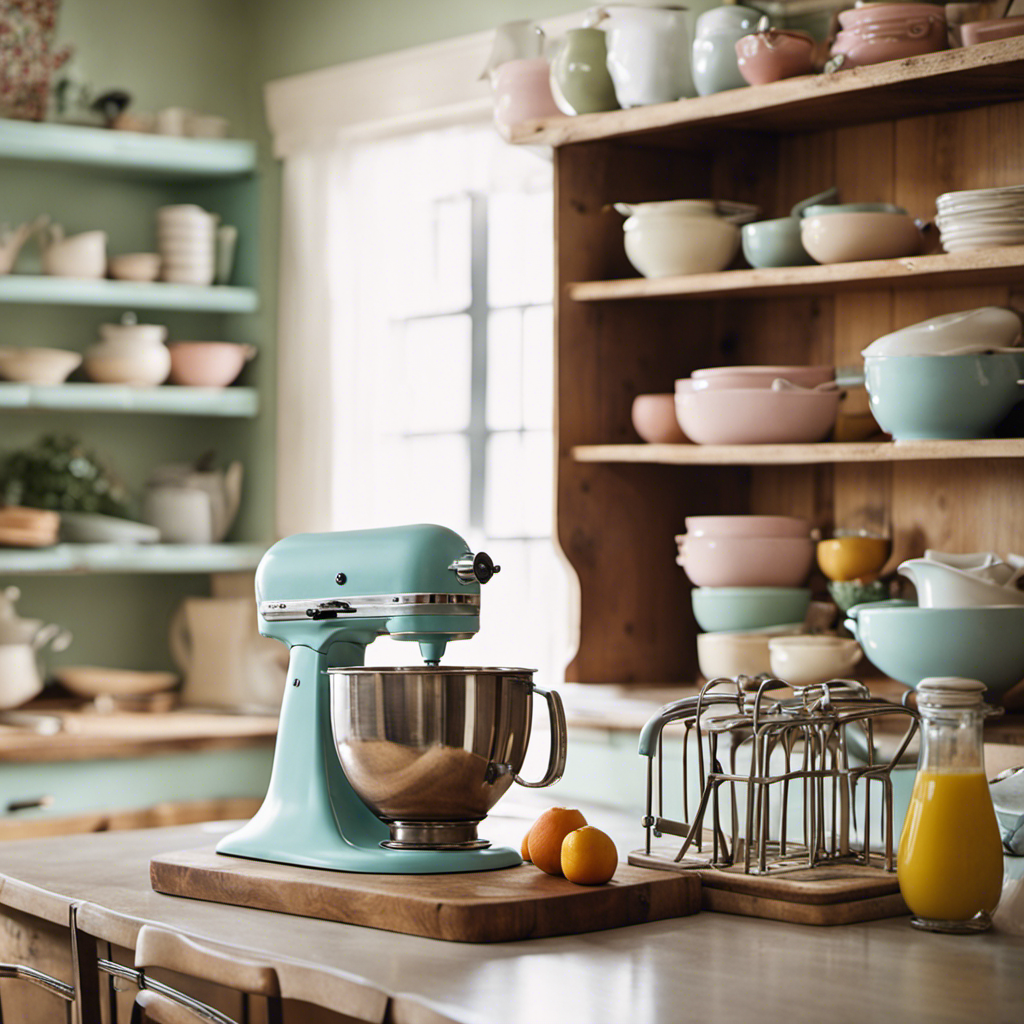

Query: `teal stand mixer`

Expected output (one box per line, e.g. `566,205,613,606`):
217,524,567,874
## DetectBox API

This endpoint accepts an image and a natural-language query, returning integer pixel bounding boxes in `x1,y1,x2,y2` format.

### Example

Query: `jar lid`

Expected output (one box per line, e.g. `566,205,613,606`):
916,676,988,707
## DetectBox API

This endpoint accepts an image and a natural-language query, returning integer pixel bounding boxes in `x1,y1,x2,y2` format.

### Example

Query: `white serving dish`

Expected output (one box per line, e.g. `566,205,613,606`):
696,628,800,679
58,512,160,544
768,635,863,686
898,557,1024,608
53,665,178,698
0,347,81,384
861,307,1022,357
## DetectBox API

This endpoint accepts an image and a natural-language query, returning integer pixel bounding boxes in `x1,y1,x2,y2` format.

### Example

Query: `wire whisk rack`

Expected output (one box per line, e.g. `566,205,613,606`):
635,676,919,876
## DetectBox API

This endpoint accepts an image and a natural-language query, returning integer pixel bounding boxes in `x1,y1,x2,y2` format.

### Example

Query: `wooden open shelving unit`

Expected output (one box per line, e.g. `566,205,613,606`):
518,39,1024,685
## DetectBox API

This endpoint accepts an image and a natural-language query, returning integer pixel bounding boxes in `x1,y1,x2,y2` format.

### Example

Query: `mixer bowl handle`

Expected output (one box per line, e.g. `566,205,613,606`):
513,684,567,789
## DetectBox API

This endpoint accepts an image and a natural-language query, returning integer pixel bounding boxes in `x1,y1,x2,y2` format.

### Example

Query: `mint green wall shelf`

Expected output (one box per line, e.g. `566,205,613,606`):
0,118,257,178
0,275,258,312
0,382,258,416
0,543,267,574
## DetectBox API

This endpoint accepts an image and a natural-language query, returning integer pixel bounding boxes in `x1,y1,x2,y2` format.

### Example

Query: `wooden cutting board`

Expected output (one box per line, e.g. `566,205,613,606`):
628,849,906,926
151,846,701,943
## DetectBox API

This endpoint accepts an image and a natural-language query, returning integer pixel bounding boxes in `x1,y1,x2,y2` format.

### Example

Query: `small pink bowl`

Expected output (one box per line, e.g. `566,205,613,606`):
168,341,256,387
960,16,1024,46
736,30,816,85
684,515,811,539
632,393,688,444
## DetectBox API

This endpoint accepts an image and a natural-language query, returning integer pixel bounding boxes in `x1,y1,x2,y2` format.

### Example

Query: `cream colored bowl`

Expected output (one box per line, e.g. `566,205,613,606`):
801,211,922,264
768,635,863,685
0,347,81,385
622,207,740,278
54,666,178,698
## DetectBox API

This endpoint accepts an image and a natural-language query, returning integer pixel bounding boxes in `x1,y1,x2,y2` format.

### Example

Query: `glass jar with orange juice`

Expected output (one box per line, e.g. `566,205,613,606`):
898,677,1005,933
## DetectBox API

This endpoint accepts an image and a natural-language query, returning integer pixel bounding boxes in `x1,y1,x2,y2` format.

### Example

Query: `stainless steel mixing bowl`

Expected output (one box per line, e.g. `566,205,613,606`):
328,667,566,849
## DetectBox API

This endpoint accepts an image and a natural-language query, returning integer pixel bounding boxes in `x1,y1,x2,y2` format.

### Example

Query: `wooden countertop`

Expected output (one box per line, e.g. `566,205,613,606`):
0,796,1021,1024
0,705,277,762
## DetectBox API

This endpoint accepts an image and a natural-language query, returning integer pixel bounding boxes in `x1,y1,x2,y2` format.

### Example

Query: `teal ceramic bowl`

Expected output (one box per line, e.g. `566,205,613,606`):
691,586,811,632
864,353,1024,440
801,202,907,217
741,217,815,268
845,600,1024,699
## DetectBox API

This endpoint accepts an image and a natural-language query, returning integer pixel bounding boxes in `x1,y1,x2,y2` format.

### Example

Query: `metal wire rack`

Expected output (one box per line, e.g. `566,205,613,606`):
635,676,919,876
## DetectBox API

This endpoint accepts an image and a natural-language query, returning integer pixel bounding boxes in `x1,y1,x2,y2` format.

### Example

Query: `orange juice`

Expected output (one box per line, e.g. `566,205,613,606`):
897,769,1004,922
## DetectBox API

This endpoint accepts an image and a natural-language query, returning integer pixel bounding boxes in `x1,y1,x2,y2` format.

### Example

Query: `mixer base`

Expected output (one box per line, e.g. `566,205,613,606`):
383,820,490,850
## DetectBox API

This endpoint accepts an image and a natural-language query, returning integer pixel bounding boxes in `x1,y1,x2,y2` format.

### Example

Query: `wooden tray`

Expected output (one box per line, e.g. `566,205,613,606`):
628,849,906,926
151,846,701,943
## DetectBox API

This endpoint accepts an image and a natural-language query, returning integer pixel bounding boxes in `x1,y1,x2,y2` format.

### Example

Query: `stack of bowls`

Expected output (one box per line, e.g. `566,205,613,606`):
861,306,1024,440
935,185,1024,253
677,515,814,679
157,205,217,286
675,364,840,444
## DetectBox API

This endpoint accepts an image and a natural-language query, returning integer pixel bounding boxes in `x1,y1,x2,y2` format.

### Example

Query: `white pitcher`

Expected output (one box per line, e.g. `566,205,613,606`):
590,5,695,107
170,596,288,711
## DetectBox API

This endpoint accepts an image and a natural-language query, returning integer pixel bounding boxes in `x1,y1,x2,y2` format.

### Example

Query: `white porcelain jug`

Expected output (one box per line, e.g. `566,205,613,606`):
0,622,73,710
169,597,288,711
590,4,695,107
39,222,108,279
143,459,243,543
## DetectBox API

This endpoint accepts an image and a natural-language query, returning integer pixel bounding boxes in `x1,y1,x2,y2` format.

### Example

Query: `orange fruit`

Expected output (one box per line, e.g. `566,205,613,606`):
520,831,532,861
560,826,618,885
527,806,587,875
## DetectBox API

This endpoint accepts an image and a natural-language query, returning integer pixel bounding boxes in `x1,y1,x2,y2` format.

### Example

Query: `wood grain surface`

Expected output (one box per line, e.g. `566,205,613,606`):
150,846,701,943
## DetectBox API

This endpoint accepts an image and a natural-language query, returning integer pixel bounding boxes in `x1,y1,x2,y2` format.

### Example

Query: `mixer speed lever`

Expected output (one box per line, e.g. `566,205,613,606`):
306,600,356,619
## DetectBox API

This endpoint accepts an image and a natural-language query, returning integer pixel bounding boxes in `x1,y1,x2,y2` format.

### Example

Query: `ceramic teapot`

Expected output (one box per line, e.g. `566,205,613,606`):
692,4,765,96
590,4,695,107
39,220,108,278
142,456,243,543
0,590,72,710
0,216,46,275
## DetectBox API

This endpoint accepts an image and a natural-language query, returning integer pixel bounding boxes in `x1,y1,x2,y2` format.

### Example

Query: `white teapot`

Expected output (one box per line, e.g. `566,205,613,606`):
0,588,72,710
39,220,108,279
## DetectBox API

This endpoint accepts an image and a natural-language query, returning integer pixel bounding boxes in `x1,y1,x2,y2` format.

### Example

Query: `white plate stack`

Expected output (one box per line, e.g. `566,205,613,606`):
157,204,218,286
936,184,1024,253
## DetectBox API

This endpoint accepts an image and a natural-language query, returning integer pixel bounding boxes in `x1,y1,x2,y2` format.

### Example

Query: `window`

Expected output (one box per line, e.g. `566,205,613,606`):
330,123,572,683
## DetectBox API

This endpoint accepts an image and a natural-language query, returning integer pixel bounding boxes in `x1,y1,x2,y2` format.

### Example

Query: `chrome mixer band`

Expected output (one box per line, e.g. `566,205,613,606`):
260,592,481,622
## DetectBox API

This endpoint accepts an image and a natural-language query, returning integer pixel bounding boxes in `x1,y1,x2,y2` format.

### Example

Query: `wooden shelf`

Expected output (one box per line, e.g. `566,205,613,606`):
568,246,1024,302
0,543,267,575
0,383,258,417
572,438,1024,466
0,275,258,313
510,37,1024,148
0,118,256,177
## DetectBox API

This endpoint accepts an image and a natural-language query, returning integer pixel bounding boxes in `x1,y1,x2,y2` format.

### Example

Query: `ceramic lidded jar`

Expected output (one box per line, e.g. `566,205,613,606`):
491,58,562,139
84,311,171,386
550,27,621,115
692,5,763,96
592,5,695,107
831,3,947,67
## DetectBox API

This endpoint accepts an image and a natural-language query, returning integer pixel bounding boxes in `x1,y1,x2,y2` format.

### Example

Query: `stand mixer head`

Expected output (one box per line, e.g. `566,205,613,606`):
217,524,566,874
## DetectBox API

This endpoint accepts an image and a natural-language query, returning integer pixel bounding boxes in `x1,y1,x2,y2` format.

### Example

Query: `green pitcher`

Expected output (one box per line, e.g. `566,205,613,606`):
550,27,621,115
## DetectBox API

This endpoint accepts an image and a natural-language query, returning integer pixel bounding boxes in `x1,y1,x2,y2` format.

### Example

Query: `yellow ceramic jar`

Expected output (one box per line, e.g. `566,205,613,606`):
816,534,891,582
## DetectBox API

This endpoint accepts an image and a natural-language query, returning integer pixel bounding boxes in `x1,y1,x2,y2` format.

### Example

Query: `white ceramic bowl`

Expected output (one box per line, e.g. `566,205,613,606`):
801,211,922,263
0,347,81,384
621,203,741,278
697,630,785,679
768,635,863,685
861,307,1022,357
53,665,178,698
675,386,840,444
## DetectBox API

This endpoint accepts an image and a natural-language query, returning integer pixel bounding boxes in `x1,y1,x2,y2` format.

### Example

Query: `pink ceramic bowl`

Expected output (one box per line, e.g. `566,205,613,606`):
677,534,815,587
960,16,1024,46
832,3,946,66
676,386,840,444
801,211,922,263
690,365,835,390
168,341,256,387
736,30,816,85
684,515,811,539
632,393,688,443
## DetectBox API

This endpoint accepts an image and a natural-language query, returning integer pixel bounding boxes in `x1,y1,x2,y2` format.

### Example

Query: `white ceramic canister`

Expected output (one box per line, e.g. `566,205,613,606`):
591,4,695,107
85,313,171,386
692,5,764,96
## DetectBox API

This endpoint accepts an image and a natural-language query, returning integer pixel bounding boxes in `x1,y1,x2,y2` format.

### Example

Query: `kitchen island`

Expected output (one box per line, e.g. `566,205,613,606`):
0,796,1021,1024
